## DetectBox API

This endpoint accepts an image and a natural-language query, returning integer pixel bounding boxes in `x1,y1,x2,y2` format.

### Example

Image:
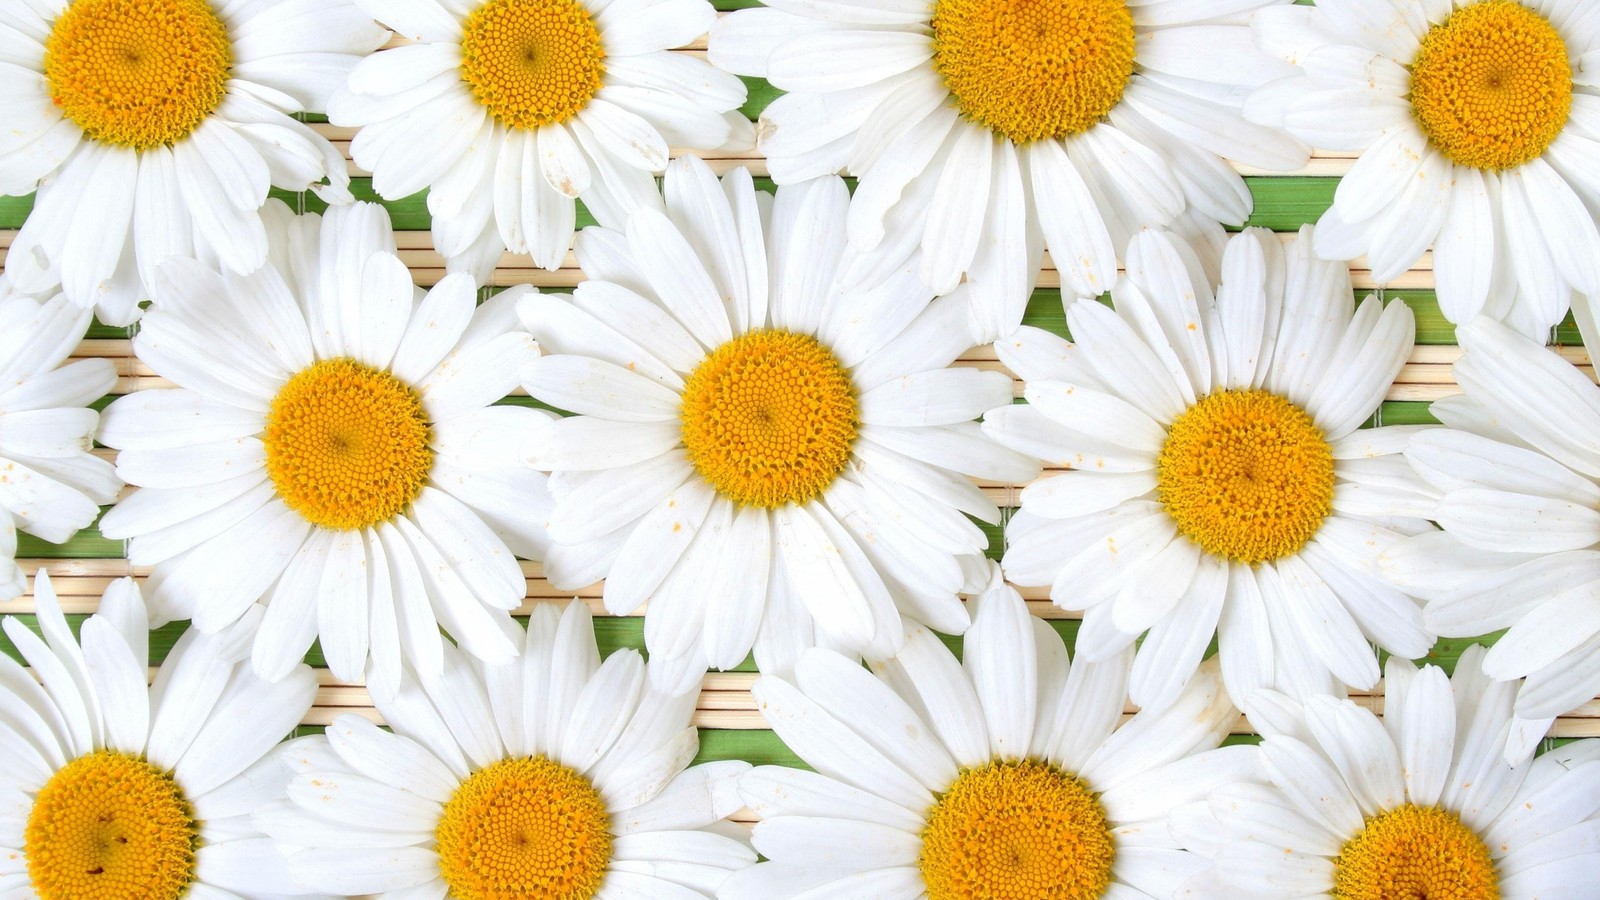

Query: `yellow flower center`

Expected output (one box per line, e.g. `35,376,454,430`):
24,751,198,900
1334,804,1500,900
43,0,232,150
920,760,1115,900
459,0,606,131
679,329,858,509
930,0,1136,144
262,358,433,531
435,756,613,900
1156,389,1335,565
1409,0,1572,171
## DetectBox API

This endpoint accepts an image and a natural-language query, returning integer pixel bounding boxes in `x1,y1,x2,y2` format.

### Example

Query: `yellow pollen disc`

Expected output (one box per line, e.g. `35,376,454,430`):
435,756,613,900
24,751,198,900
43,0,232,150
679,329,858,509
263,358,433,531
920,760,1115,900
1156,389,1335,566
930,0,1137,144
1409,0,1573,171
1334,804,1500,900
459,0,606,131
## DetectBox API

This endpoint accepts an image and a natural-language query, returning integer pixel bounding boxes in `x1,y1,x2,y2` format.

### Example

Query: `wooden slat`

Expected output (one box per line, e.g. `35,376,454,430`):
0,231,1429,292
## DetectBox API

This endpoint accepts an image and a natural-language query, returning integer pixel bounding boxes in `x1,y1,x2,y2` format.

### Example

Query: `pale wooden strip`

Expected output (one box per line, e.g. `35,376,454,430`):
0,234,1442,291
306,676,1600,720
90,373,1467,401
300,706,1600,736
80,338,1551,372
307,121,1362,180
13,565,1600,738
9,562,1073,616
86,370,1474,401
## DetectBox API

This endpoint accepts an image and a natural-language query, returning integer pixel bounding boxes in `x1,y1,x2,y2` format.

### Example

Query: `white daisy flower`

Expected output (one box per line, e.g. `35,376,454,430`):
0,0,387,326
0,281,121,600
330,0,753,282
95,199,553,687
1176,649,1600,899
982,226,1438,712
0,570,321,899
259,599,755,899
721,567,1242,899
1383,315,1600,762
521,155,1041,696
707,0,1311,342
1250,0,1600,339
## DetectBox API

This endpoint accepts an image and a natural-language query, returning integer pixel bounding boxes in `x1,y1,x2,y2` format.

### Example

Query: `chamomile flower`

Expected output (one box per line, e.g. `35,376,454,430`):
708,0,1310,341
722,568,1241,900
0,282,121,600
1384,315,1600,762
1250,0,1600,338
983,226,1438,713
330,0,752,282
521,156,1040,695
1176,650,1600,899
0,0,387,326
259,600,755,899
95,200,553,687
0,571,320,899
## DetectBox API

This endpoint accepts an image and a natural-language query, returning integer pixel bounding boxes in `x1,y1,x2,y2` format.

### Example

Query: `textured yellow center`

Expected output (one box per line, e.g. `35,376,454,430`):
920,760,1115,900
1157,389,1334,565
436,757,613,900
460,0,606,131
24,751,197,900
43,0,232,150
1334,804,1500,900
263,358,432,531
1409,0,1572,171
930,0,1136,144
679,329,858,508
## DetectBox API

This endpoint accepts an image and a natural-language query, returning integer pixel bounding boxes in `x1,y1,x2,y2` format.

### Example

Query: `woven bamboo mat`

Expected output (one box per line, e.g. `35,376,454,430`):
3,7,1595,798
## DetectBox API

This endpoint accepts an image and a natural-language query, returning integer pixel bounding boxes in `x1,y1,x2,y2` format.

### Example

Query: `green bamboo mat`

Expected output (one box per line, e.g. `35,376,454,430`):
3,0,1592,776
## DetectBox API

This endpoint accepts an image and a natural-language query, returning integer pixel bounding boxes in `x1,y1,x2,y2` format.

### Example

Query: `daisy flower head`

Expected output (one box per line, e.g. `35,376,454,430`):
708,0,1312,342
0,570,321,899
0,0,388,326
1176,649,1600,899
1383,314,1600,762
260,599,755,899
982,226,1438,713
521,155,1041,695
721,566,1243,900
329,0,753,283
95,199,553,688
1250,0,1600,339
0,281,121,600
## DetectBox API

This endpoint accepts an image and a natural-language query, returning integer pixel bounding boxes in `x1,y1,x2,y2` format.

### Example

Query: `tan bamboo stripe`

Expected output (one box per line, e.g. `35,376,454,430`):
62,371,1484,402
62,339,1594,377
62,340,1589,366
15,558,1600,740
298,701,1600,738
11,559,1076,617
0,231,1431,292
7,590,1597,734
310,132,1362,180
